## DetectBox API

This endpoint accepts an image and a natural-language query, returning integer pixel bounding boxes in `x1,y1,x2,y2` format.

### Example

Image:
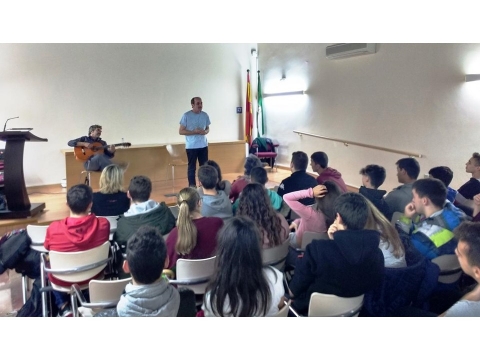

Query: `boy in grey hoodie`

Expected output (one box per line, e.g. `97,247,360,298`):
197,165,233,219
117,225,180,317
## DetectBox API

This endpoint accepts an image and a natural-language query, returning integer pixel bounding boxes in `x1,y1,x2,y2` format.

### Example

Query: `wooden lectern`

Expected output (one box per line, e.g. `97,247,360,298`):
0,131,48,219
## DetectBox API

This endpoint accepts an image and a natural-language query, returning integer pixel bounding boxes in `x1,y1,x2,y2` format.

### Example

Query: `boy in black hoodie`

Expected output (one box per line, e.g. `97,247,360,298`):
289,192,384,315
359,164,392,220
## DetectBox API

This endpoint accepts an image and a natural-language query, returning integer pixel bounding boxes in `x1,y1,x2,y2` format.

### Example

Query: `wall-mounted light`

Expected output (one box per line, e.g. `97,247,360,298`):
465,74,480,82
263,90,306,98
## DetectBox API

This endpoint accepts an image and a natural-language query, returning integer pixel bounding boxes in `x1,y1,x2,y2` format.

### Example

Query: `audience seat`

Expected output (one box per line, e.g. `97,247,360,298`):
72,277,131,317
40,241,111,317
289,293,364,317
262,241,290,271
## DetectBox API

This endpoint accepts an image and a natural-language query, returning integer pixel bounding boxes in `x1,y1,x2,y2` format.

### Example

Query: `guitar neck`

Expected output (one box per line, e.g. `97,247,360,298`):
97,143,126,150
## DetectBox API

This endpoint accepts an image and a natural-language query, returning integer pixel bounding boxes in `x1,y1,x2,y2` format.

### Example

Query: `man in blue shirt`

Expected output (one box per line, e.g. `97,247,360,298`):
179,97,211,187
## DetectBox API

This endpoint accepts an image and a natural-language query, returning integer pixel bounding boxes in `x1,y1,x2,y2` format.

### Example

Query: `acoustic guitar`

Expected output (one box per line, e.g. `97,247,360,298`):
74,142,132,161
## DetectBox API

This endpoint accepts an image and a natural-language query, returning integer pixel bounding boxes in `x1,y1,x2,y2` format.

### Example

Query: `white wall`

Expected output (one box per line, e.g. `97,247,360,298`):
258,43,480,191
0,43,256,186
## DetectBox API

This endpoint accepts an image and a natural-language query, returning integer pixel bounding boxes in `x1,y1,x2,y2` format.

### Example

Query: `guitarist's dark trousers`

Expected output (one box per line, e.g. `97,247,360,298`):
84,154,113,171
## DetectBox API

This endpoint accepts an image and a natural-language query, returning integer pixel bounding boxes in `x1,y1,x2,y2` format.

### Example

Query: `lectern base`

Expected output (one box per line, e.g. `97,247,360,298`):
0,203,46,219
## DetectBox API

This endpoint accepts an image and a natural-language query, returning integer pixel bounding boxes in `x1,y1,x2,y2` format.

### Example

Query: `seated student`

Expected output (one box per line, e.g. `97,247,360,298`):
114,175,175,255
117,225,180,317
428,166,457,203
166,187,224,270
457,152,480,200
197,165,232,219
229,154,263,203
310,151,348,193
202,216,285,317
236,183,289,249
441,221,480,317
364,198,406,268
283,181,342,248
68,124,115,172
44,184,110,317
288,192,384,315
454,153,480,216
91,164,130,216
397,178,467,260
277,151,318,206
359,164,392,220
473,194,480,222
232,166,283,213
384,157,420,215
197,160,232,198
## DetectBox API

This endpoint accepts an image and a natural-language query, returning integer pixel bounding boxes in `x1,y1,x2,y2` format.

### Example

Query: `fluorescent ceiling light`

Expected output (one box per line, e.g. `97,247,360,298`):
465,74,480,82
264,90,305,98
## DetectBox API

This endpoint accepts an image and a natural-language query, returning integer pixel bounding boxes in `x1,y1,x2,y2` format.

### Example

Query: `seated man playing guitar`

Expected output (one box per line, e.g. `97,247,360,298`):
68,124,117,171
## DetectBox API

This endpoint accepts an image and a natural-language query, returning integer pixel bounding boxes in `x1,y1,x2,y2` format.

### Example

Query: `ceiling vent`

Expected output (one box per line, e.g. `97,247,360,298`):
326,43,376,60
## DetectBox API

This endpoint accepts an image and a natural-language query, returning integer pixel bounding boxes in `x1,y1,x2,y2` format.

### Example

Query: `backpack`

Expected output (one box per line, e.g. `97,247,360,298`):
249,137,275,154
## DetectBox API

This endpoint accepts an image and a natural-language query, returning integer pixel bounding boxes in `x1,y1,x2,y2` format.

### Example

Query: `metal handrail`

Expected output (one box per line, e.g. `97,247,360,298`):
293,130,424,158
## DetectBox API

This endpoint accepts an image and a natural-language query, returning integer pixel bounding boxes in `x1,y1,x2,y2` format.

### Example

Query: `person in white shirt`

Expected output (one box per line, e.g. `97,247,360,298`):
202,216,286,317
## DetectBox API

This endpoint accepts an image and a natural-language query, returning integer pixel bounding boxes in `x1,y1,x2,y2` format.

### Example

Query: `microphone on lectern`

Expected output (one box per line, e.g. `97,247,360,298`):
3,116,19,132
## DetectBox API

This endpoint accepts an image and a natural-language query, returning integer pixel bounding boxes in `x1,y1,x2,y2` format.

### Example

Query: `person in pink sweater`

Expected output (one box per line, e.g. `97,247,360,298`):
283,181,342,248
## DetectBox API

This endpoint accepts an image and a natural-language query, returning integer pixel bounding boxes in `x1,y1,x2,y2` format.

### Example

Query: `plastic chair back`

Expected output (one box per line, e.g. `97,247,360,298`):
301,231,329,250
169,205,180,219
97,216,119,240
166,144,188,166
432,254,463,284
26,224,48,252
262,241,290,271
390,211,404,226
89,277,130,304
171,256,216,294
47,241,110,283
308,292,364,317
74,277,131,316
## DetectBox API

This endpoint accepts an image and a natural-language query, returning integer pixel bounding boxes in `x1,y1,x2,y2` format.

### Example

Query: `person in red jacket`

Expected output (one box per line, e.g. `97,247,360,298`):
310,151,348,193
44,184,110,316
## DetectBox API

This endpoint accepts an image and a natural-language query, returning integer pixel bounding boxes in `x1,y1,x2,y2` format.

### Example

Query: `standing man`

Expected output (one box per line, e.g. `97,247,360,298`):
179,97,210,187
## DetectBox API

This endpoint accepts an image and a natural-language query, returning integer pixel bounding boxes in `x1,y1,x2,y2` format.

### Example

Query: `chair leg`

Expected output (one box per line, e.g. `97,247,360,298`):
71,292,78,317
21,274,28,304
171,165,175,191
80,171,91,186
41,274,49,317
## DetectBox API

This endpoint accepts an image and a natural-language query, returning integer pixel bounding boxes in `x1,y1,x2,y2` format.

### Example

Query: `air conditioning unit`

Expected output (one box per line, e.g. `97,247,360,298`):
326,43,376,60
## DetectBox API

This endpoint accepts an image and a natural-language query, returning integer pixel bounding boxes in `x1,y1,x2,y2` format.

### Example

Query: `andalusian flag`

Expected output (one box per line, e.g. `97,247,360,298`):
257,70,265,136
245,70,253,145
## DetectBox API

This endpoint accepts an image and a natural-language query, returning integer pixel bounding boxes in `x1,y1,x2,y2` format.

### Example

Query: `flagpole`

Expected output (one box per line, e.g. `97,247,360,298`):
257,70,265,137
245,69,253,148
